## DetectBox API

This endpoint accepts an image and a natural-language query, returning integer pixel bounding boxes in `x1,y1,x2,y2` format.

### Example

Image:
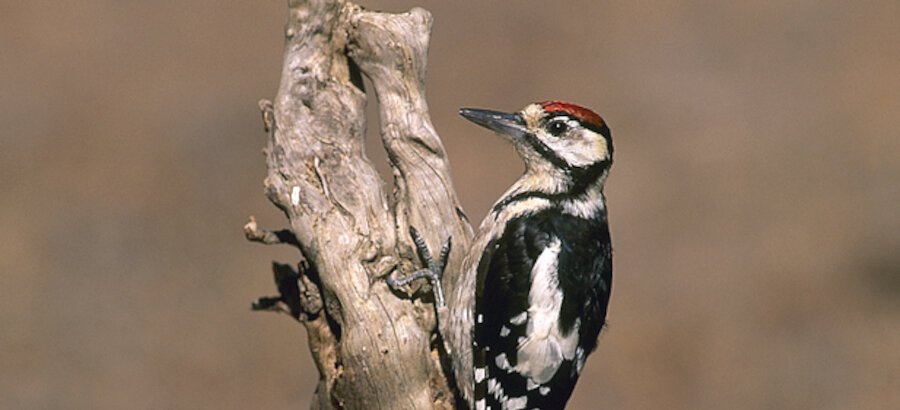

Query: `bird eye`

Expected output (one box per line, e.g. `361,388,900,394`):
547,120,568,136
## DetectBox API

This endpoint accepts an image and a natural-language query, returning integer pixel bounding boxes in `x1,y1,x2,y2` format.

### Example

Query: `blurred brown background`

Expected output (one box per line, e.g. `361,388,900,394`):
2,1,898,409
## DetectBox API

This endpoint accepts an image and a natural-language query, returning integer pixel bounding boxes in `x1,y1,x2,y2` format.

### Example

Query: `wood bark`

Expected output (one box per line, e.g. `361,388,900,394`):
246,1,473,408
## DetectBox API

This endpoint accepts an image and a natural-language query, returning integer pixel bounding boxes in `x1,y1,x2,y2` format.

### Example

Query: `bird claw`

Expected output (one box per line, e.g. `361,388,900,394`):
386,226,452,308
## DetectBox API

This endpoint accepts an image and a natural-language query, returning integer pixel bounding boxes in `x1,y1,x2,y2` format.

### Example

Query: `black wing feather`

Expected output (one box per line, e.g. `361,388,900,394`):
473,209,612,409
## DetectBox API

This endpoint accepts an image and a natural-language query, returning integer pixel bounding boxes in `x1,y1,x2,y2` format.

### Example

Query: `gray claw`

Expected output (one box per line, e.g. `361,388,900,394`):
387,226,452,308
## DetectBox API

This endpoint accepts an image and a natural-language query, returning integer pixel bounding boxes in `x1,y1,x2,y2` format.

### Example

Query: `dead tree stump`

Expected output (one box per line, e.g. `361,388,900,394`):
246,1,473,408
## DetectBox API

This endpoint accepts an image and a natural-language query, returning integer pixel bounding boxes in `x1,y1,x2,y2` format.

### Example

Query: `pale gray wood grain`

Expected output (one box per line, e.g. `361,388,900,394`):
248,1,473,408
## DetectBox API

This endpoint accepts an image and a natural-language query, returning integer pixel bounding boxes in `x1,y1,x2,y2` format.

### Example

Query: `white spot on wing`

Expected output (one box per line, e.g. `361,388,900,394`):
495,353,512,371
510,311,527,325
475,399,486,410
539,386,551,396
575,346,586,374
526,378,539,391
487,378,504,400
477,313,484,324
500,326,511,337
505,396,528,410
475,367,486,383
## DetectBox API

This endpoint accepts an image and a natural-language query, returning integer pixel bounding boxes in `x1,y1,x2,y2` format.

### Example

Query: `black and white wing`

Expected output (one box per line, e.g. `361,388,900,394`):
473,211,612,410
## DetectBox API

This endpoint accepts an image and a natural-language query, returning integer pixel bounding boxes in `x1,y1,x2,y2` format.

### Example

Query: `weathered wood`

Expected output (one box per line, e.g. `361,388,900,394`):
247,1,473,408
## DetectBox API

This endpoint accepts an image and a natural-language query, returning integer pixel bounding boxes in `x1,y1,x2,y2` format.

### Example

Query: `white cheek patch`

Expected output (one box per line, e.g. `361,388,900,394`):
543,129,608,168
593,135,609,161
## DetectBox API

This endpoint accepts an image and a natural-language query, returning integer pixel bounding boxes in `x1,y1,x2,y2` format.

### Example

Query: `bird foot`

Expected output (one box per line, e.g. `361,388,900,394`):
387,226,452,308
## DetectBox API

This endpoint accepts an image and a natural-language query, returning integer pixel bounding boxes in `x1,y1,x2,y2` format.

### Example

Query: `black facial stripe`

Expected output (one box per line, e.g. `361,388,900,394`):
492,191,555,213
533,114,613,159
522,129,612,181
491,159,611,214
502,121,612,214
573,159,611,192
523,132,572,171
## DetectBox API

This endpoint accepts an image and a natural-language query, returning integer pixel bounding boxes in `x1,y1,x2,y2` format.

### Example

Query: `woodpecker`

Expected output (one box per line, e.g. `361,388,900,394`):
388,101,613,409
443,101,614,410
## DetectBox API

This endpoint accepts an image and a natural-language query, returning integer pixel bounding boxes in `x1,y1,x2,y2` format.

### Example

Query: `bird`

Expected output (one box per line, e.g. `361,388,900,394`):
390,101,614,409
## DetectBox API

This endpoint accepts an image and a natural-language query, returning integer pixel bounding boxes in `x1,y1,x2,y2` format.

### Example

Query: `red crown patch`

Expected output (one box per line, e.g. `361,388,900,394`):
539,101,605,130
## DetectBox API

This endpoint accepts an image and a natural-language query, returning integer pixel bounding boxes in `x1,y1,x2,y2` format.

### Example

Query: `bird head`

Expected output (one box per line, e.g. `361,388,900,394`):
459,101,612,192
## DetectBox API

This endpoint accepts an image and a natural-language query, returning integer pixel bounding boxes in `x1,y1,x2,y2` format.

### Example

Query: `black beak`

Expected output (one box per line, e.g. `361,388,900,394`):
459,108,529,141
